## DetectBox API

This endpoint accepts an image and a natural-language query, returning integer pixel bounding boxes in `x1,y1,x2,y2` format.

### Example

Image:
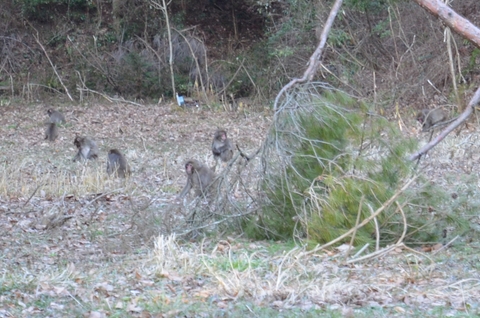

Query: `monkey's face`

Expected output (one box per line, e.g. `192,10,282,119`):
73,137,82,148
416,113,424,124
47,109,53,116
216,131,227,141
185,162,194,175
215,130,227,141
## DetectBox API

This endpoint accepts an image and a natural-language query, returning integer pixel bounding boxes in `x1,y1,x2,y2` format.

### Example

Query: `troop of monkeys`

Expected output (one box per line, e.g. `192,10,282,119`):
44,109,234,199
44,107,446,198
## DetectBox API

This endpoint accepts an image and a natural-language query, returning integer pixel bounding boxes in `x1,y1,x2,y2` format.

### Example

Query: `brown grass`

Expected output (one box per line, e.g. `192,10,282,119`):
0,99,480,316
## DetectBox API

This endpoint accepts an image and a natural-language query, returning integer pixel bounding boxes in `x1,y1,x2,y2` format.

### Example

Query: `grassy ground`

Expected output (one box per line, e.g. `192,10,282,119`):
0,100,480,317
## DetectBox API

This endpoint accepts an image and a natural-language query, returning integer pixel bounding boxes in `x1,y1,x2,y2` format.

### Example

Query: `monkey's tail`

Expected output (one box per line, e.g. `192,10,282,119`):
236,144,261,162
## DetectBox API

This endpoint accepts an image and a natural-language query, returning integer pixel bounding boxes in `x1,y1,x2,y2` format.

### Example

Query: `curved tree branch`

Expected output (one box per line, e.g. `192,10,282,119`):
273,0,343,111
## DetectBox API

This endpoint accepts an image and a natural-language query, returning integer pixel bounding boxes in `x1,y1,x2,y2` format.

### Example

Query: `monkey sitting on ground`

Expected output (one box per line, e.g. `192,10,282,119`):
416,108,448,131
47,109,66,124
178,159,216,199
44,123,59,141
73,136,99,161
107,149,131,178
212,129,233,168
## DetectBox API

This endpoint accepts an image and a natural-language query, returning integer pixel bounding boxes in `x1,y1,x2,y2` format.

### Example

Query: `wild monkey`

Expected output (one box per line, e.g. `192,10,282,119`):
44,123,59,141
107,149,131,178
47,109,66,124
416,109,448,131
73,136,99,161
212,129,233,168
178,159,216,199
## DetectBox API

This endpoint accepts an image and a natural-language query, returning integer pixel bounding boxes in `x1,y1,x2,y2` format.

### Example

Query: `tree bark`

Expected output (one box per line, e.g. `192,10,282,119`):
412,0,480,48
408,0,480,161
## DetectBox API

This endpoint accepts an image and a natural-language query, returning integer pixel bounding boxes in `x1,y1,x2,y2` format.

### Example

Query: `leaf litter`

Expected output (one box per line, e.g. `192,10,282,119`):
0,101,479,316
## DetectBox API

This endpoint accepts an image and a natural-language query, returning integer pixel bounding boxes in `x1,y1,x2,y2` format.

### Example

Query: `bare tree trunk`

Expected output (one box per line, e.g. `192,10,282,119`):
412,0,480,48
150,0,176,99
163,0,176,100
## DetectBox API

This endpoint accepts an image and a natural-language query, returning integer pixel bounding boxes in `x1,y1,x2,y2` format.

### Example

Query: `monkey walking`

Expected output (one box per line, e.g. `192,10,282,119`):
107,149,131,178
178,159,216,199
212,129,233,170
416,108,448,132
73,136,99,161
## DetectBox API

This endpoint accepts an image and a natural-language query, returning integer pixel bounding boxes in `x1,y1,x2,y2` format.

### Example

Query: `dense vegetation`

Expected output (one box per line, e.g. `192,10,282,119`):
1,0,479,108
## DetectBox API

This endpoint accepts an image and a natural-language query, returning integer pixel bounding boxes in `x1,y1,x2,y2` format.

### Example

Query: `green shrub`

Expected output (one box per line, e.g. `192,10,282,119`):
247,90,466,247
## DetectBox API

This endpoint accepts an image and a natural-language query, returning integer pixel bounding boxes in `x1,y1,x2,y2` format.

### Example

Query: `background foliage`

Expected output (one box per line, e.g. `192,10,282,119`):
1,0,479,106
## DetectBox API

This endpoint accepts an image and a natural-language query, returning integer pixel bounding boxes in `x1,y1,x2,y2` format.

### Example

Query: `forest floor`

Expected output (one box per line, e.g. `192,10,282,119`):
0,99,479,317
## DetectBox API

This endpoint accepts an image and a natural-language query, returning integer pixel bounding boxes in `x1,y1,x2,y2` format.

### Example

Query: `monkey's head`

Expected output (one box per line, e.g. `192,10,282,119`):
73,136,83,149
215,130,227,141
185,160,200,175
416,111,426,124
47,108,53,116
185,162,194,175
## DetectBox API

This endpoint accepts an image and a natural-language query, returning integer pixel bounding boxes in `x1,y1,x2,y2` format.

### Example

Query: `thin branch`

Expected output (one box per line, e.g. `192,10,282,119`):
306,176,417,255
273,0,343,111
409,86,480,160
31,27,74,101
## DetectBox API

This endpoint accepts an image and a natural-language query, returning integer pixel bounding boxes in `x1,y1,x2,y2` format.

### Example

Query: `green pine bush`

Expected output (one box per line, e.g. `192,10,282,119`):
246,90,466,247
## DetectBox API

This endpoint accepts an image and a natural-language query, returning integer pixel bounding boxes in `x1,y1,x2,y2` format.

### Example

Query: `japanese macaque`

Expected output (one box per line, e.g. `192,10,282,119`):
73,136,99,161
212,129,233,165
47,109,66,124
44,123,58,141
107,149,131,178
178,159,216,199
416,109,448,131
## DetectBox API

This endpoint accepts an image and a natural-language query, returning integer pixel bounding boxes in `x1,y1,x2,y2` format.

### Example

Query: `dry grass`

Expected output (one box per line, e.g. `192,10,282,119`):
0,99,480,316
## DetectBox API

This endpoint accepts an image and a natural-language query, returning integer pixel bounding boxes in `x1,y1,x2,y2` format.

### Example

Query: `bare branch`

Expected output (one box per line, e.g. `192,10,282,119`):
31,27,74,101
409,86,480,161
412,0,480,49
273,0,343,111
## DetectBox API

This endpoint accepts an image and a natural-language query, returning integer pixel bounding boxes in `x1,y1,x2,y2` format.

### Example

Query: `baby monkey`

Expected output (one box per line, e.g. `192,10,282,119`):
107,149,131,178
416,108,448,131
212,129,233,168
178,159,216,199
73,136,99,161
47,109,66,124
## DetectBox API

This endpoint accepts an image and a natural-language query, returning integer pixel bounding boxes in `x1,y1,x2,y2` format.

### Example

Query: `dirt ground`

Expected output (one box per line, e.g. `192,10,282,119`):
1,100,480,317
0,99,269,262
